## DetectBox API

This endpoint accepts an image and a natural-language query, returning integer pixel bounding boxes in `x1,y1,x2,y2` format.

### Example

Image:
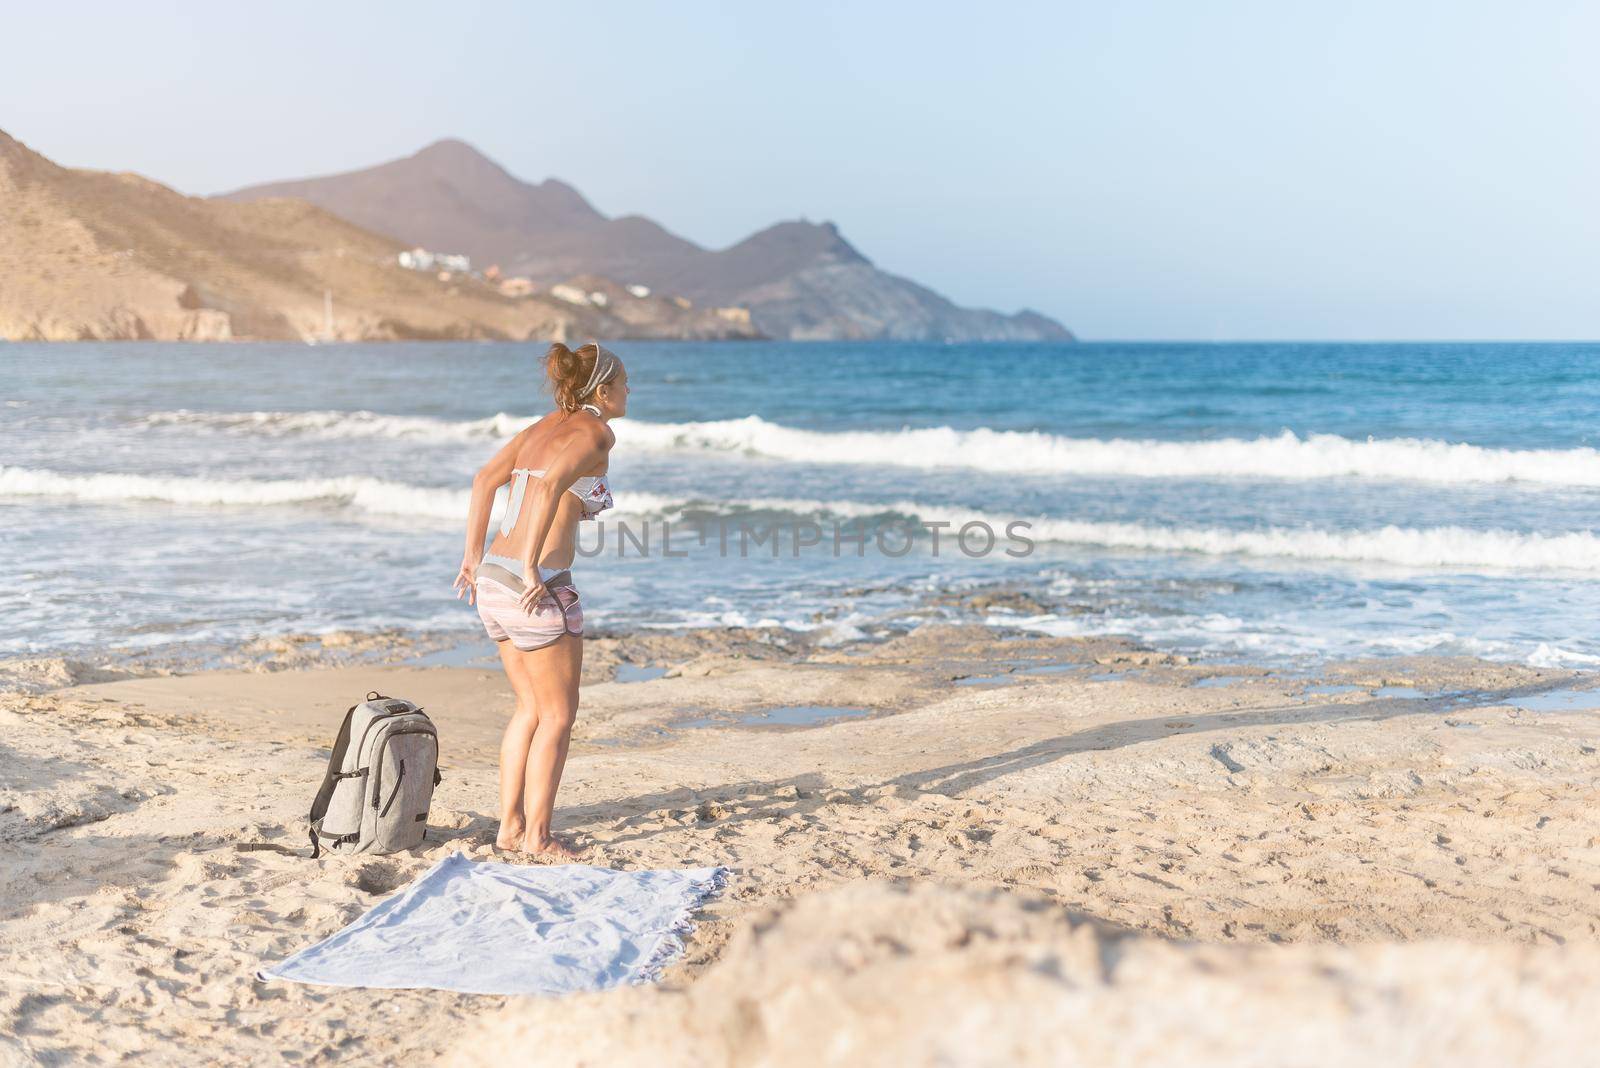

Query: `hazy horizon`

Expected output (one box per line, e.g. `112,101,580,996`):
5,0,1598,341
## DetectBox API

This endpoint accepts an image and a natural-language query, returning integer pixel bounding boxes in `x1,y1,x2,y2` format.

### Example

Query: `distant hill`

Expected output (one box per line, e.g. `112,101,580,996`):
215,139,704,288
0,130,757,342
218,140,1073,342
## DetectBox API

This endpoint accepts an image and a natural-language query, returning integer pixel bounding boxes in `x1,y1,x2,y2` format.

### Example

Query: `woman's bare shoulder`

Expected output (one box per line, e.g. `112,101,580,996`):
514,411,610,465
498,411,552,462
562,411,614,451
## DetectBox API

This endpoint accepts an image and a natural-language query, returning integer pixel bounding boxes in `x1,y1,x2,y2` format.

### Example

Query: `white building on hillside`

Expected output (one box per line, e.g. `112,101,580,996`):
549,284,591,306
398,248,471,274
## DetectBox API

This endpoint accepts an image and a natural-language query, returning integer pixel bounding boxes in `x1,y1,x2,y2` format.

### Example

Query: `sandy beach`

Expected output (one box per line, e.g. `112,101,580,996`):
10,5,1600,1063
4,624,1598,1065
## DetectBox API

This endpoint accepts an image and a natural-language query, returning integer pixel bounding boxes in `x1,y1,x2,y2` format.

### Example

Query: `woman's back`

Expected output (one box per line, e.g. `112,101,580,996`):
482,411,614,574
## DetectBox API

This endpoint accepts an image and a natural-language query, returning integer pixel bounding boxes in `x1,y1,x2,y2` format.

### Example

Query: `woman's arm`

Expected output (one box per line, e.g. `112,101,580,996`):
453,428,531,604
513,428,609,612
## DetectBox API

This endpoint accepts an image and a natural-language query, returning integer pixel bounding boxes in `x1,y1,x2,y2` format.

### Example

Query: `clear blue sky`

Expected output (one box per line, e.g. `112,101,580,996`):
5,1,1597,339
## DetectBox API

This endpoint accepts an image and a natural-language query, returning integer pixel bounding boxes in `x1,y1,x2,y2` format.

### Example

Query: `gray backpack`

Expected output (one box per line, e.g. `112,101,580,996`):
308,692,441,858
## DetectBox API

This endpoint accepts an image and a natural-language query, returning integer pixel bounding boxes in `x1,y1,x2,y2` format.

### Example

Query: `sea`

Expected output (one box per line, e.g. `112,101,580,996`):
3,340,1598,670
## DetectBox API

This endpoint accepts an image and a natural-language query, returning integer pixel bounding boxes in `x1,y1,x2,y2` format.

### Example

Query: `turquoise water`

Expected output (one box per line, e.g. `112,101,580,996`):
2,340,1598,668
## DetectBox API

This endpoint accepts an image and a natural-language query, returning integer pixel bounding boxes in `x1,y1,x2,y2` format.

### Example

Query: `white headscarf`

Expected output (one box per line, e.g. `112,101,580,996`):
576,344,618,402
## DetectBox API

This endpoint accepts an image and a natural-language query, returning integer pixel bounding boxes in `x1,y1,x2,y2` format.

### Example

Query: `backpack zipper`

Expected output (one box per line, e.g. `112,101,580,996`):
370,727,438,808
380,761,406,817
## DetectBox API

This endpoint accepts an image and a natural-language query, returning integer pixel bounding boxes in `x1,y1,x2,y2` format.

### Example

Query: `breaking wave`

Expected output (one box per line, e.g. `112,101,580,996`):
0,465,473,518
7,466,1597,573
616,418,1600,487
136,408,537,441
677,495,1600,572
134,410,1600,487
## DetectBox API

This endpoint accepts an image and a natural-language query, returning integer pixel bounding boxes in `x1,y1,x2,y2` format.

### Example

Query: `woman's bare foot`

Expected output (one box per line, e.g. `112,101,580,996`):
524,832,581,860
495,819,527,851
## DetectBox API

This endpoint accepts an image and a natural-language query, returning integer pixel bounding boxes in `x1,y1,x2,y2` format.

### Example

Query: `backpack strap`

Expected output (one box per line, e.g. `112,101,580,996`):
308,703,359,859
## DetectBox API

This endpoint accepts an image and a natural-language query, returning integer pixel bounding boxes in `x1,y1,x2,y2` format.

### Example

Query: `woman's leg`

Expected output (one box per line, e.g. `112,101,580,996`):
514,632,583,856
494,639,541,849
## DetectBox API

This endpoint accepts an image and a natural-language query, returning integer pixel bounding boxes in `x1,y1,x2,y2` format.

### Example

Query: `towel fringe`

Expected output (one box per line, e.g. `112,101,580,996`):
632,866,731,986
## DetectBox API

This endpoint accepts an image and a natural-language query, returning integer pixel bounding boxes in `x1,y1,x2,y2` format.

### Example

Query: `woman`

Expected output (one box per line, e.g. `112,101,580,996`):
453,341,627,858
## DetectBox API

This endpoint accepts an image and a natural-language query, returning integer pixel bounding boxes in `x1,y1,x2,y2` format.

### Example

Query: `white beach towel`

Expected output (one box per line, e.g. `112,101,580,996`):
257,851,728,995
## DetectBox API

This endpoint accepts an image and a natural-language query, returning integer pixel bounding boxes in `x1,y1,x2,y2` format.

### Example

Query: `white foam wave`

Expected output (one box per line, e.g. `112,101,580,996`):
8,466,1596,573
616,417,1600,487
1526,643,1600,668
137,408,538,441
608,493,1600,573
135,409,1600,487
0,465,701,525
1022,517,1600,572
0,466,470,519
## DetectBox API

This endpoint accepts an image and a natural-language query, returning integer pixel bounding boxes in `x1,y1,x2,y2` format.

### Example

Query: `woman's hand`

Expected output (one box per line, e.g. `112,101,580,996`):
518,567,549,614
452,558,479,605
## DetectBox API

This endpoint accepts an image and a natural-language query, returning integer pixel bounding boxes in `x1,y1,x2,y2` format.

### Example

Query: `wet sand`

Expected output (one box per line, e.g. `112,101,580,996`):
2,625,1598,1065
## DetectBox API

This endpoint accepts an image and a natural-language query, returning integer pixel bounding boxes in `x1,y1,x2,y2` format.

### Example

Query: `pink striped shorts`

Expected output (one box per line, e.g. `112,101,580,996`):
472,563,583,651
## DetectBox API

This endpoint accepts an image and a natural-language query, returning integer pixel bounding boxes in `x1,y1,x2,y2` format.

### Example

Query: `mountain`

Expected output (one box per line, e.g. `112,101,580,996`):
660,221,1062,341
214,139,704,286
0,130,758,342
218,140,1073,342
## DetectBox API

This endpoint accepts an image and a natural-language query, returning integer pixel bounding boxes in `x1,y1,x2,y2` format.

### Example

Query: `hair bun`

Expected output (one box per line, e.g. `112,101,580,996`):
546,342,604,412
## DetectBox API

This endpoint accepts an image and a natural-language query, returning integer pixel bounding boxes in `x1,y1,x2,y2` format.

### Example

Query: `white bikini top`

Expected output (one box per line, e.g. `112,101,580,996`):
497,467,613,537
